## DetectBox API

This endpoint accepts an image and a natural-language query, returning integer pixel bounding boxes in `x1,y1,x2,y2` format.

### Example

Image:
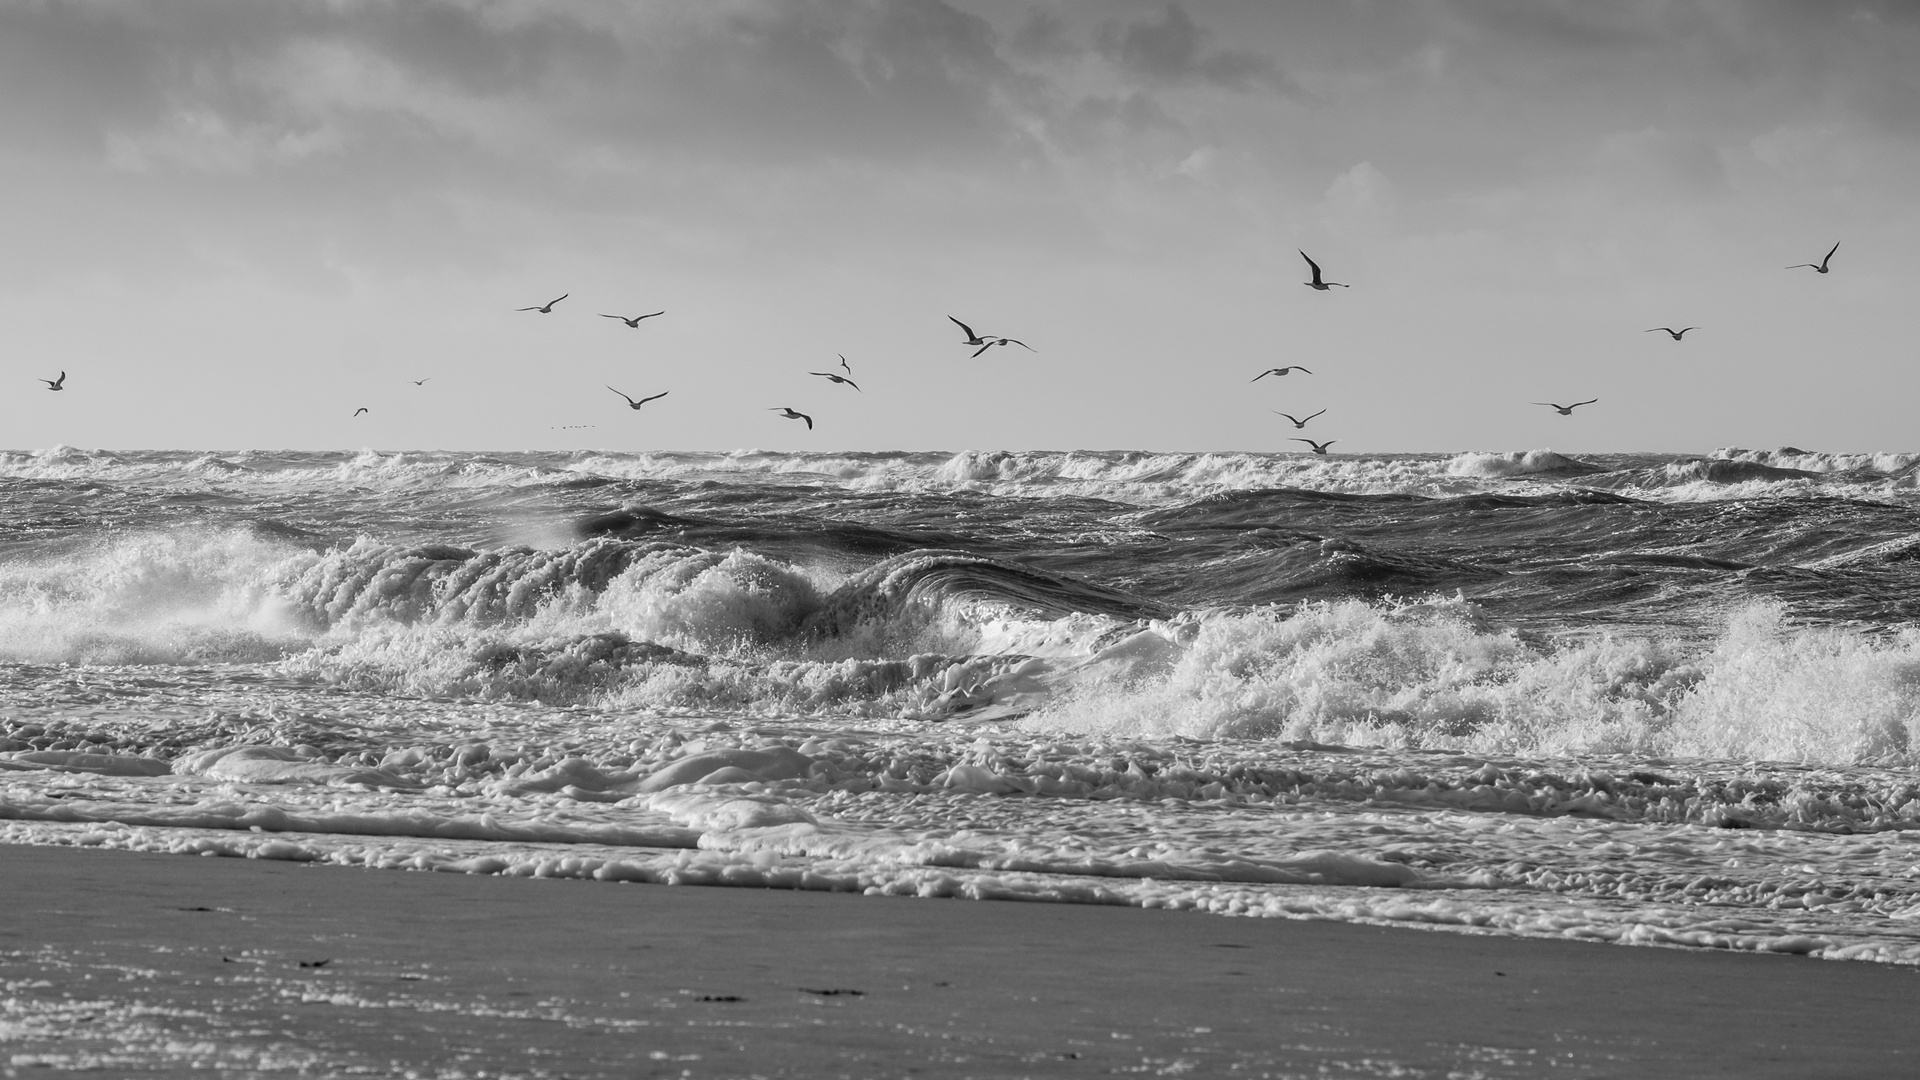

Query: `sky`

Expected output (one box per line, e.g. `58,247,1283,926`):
2,0,1917,454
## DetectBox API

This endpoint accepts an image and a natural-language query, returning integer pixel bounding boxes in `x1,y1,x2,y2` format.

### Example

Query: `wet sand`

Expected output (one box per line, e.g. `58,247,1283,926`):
2,843,1913,1078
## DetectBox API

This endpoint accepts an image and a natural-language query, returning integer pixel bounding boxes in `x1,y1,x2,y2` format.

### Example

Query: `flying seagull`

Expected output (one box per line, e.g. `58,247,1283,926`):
809,370,861,391
1300,251,1348,290
41,371,65,391
949,316,990,346
353,407,368,416
838,354,853,375
1533,399,1598,415
601,312,664,327
1646,327,1697,340
1273,409,1327,429
1251,366,1312,381
771,407,813,430
608,387,669,410
971,337,1033,358
1291,438,1336,454
411,378,430,385
517,293,568,313
1787,243,1839,274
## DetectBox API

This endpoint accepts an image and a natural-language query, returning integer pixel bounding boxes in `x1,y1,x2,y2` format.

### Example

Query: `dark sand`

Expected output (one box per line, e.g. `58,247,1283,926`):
2,843,1913,1078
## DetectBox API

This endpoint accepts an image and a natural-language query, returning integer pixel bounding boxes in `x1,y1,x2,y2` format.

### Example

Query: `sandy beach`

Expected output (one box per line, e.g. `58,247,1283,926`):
2,844,1913,1078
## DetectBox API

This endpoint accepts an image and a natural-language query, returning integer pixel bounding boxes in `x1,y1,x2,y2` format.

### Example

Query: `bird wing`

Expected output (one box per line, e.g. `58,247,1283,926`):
1251,370,1272,381
1293,366,1313,374
949,316,978,340
600,313,622,319
549,294,568,305
801,413,812,429
1003,338,1034,351
1531,402,1558,408
1678,327,1696,335
1823,241,1840,265
1304,408,1326,421
638,311,663,320
516,305,539,310
971,343,992,358
1300,251,1323,283
638,392,669,405
607,386,635,404
1573,398,1599,408
1645,328,1668,334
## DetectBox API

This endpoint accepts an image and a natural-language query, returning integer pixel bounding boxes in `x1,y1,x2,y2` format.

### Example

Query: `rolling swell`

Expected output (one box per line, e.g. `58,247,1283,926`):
804,549,1172,638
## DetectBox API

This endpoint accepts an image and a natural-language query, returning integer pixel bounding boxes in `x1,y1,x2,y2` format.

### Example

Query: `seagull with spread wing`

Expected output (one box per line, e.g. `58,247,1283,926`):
1300,251,1348,290
810,370,860,391
601,311,663,327
517,293,568,313
608,387,668,410
1787,243,1839,274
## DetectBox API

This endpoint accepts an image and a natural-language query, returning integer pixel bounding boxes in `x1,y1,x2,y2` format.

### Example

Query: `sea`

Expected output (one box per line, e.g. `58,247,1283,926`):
5,444,1920,964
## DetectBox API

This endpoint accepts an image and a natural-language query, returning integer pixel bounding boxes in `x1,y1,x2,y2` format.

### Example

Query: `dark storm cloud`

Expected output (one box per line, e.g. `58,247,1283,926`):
1007,9,1076,60
1095,3,1295,94
620,0,1050,168
1438,0,1664,51
0,0,1168,288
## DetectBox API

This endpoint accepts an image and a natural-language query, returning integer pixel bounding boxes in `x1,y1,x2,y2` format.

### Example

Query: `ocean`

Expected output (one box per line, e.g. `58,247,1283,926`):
5,445,1920,964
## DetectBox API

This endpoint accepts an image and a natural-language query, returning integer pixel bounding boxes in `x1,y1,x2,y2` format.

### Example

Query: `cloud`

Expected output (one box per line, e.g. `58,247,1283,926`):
1007,8,1076,60
1438,0,1659,51
1590,127,1729,198
1326,161,1396,214
1097,4,1294,94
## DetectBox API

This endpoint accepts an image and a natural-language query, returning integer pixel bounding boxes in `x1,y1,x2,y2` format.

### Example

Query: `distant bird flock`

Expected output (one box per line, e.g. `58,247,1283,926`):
32,243,1846,449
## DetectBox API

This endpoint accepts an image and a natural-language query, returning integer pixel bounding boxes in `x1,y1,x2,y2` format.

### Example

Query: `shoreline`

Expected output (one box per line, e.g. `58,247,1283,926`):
3,843,1914,1078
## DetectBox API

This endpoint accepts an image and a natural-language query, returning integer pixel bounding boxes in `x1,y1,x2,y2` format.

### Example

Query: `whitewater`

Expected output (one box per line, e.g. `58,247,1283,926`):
6,445,1920,964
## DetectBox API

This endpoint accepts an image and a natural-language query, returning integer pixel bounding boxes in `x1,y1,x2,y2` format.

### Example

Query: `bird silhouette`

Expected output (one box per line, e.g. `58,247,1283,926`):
353,407,368,416
771,407,813,430
809,371,861,391
601,312,664,327
949,316,990,346
971,337,1032,358
1251,366,1312,381
1273,409,1326,429
41,371,65,391
1291,438,1336,454
1646,327,1696,340
1787,243,1839,274
608,387,668,410
1300,251,1348,290
838,354,853,375
411,378,431,385
1533,399,1598,415
517,294,568,313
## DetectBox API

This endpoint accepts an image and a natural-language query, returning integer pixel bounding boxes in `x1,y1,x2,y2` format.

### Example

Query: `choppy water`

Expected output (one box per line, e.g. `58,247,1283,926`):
6,445,1920,963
